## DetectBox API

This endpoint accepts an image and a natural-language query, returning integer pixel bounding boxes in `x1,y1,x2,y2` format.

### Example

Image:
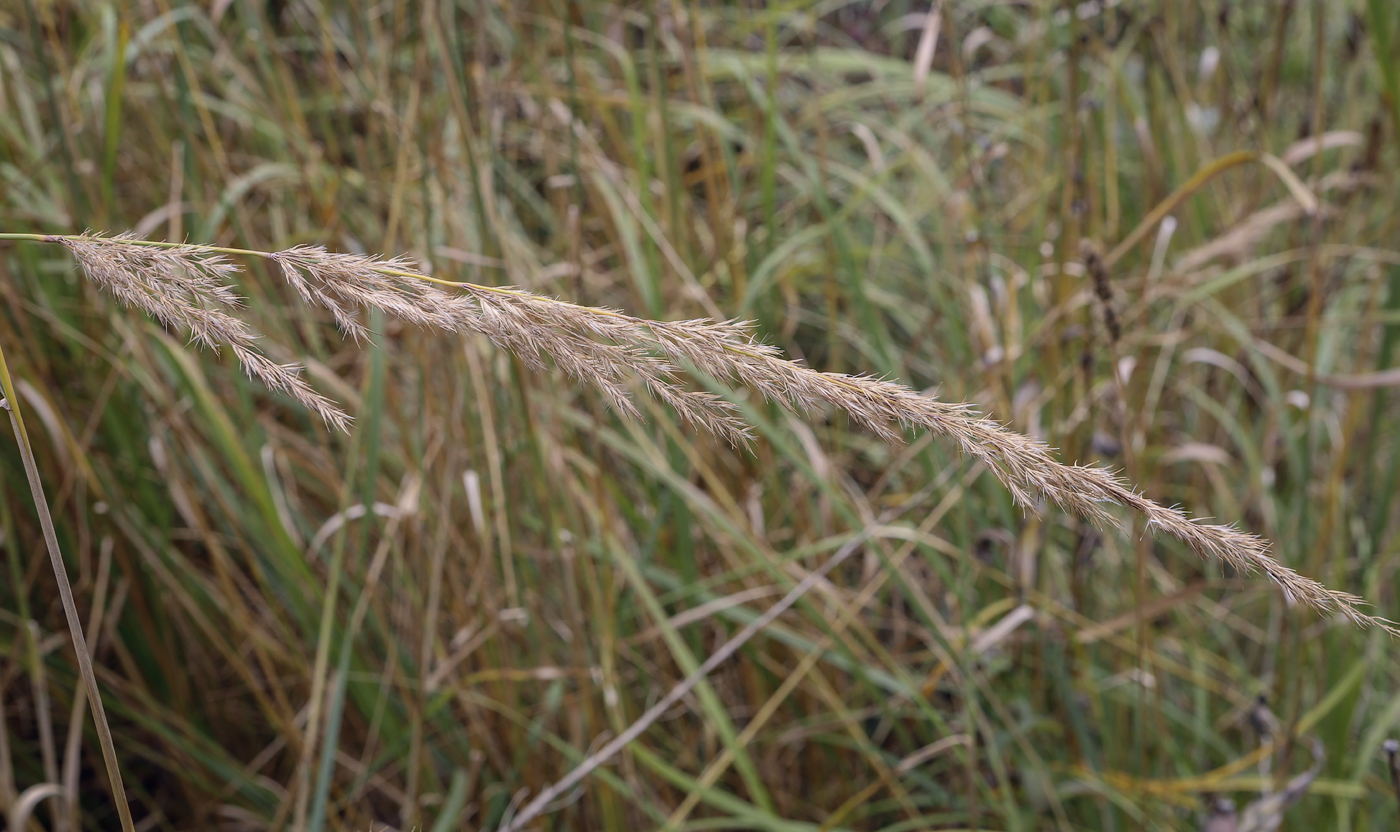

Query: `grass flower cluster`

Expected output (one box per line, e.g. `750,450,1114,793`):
39,231,1385,632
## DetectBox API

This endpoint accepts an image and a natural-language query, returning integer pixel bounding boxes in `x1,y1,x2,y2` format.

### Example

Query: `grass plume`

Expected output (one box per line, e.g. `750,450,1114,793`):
59,234,351,432
31,231,1390,632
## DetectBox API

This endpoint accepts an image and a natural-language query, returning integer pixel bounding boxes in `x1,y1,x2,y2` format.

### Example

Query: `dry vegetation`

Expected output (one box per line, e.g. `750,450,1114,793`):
2,1,1400,831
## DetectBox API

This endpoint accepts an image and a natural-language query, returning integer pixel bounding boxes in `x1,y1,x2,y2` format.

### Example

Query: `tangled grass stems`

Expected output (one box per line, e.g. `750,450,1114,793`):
2,231,1390,633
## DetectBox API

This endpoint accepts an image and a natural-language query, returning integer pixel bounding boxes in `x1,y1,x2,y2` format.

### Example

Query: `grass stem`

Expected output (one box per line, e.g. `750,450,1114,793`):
0,339,136,832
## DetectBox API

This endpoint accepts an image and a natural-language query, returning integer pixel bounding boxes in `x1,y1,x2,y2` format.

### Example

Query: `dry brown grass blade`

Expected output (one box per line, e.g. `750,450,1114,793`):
40,233,1395,633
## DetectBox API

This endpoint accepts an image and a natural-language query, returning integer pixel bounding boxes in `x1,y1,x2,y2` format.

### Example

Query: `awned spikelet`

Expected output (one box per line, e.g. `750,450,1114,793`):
54,233,1394,633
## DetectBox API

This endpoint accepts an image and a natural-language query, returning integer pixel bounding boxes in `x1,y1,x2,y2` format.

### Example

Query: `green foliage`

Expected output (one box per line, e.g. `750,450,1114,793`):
1,1,1399,830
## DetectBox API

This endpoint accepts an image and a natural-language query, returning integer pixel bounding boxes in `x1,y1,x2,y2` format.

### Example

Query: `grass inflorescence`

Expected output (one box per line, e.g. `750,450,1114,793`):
39,230,1385,631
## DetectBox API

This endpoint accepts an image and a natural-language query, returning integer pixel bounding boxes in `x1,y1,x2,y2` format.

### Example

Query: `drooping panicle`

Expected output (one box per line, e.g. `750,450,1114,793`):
58,233,1390,632
63,234,351,431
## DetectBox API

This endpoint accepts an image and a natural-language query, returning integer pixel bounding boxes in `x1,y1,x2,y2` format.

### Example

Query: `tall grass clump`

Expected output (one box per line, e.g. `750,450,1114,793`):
3,2,1400,831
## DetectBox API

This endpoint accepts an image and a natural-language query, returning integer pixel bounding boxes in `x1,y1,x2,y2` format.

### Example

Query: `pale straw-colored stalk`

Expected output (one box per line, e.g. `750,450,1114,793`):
0,337,137,832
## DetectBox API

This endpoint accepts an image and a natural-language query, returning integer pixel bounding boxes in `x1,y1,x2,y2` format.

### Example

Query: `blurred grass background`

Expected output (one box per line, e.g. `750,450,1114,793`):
2,0,1399,829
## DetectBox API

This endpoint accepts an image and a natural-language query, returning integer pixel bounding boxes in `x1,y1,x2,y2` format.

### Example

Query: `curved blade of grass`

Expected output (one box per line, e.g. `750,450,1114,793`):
426,768,471,832
1106,150,1318,269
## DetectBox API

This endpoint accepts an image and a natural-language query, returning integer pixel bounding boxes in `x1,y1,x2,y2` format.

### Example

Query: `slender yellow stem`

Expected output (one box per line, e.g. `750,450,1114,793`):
0,342,137,832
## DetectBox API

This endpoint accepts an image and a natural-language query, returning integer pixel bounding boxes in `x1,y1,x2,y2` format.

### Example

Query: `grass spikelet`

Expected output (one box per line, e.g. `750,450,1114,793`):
273,244,756,444
60,234,351,432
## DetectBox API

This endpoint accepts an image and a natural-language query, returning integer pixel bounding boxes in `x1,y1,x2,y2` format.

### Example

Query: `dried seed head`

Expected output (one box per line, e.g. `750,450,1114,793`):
65,234,351,431
57,234,1393,633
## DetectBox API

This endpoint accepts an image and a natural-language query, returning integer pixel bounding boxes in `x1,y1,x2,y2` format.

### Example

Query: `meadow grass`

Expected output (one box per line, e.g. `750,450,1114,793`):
2,2,1400,831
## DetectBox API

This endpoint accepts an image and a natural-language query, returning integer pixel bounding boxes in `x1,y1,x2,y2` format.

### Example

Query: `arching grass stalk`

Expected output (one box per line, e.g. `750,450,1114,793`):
0,340,136,832
0,230,1391,634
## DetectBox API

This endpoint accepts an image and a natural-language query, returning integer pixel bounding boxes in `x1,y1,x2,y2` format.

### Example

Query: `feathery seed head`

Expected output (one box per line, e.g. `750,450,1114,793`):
55,233,1394,633
66,234,352,432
